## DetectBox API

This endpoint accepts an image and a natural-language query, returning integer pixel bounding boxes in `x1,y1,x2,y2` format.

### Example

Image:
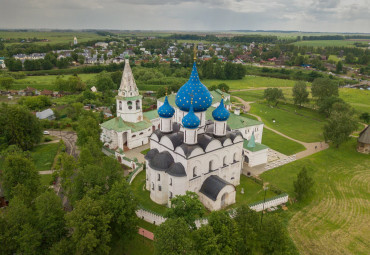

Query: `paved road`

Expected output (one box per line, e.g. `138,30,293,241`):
233,96,329,160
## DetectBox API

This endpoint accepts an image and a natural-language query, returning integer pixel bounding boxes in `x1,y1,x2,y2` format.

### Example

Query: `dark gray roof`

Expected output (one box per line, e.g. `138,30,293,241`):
358,125,370,144
148,151,174,171
197,134,213,150
167,163,186,177
144,148,159,160
178,144,202,157
167,132,184,148
199,175,232,201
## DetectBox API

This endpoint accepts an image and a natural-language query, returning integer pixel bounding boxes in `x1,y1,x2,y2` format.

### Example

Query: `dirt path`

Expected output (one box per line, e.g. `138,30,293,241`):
233,96,329,159
230,86,292,92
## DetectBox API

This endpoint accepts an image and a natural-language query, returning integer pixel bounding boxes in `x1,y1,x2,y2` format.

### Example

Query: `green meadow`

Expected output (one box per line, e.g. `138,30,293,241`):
262,128,306,155
261,139,370,255
292,40,360,47
31,143,60,171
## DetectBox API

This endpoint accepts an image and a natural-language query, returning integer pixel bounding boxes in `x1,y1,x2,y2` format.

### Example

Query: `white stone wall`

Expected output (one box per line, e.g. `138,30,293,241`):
127,127,152,149
244,148,268,167
249,194,289,212
238,124,264,143
213,120,227,136
160,117,173,133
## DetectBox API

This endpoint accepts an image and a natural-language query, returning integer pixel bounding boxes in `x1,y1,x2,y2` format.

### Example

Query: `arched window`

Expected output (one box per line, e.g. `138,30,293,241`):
132,135,136,138
193,167,197,177
136,100,141,109
223,156,227,166
158,174,160,181
139,132,143,135
170,178,172,186
128,101,132,110
209,160,213,172
119,101,122,110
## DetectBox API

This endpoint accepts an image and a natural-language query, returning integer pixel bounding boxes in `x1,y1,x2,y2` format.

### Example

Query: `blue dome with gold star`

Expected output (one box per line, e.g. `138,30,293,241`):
175,62,212,112
212,99,230,121
182,102,200,129
158,96,175,118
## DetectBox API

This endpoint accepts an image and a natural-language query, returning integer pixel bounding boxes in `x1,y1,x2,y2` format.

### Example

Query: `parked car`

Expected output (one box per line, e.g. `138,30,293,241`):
43,131,50,135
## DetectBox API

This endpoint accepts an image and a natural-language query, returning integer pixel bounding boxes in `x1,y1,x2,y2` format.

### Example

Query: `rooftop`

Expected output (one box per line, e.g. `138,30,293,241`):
101,116,152,133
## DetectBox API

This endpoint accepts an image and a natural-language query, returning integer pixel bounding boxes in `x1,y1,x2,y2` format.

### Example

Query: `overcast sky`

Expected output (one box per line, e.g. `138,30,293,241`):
0,0,369,33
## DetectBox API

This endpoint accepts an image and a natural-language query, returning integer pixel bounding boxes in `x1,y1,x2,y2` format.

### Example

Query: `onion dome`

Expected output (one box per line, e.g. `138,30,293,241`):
175,62,212,112
158,96,175,118
212,99,230,121
182,101,200,129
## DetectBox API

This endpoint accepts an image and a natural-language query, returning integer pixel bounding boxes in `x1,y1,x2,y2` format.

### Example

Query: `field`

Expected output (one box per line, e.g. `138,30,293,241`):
111,233,154,255
0,31,106,45
262,128,306,155
339,88,370,114
292,40,359,47
204,75,298,90
261,139,370,255
31,143,60,171
12,73,96,91
249,102,326,142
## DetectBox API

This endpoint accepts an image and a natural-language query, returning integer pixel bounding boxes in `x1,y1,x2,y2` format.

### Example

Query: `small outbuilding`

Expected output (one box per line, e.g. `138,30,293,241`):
36,109,55,120
357,125,370,154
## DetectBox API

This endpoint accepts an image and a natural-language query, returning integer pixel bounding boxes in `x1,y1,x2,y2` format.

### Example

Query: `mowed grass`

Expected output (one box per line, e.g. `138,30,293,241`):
31,143,60,171
131,170,168,215
262,128,306,155
339,88,370,114
204,75,297,90
261,139,370,255
249,102,326,142
229,175,276,210
40,174,53,187
0,31,106,45
292,40,358,47
12,73,96,91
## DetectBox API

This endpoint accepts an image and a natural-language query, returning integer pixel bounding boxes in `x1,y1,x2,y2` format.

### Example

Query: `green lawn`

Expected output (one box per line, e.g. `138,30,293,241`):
31,143,60,171
261,139,370,255
12,73,96,91
40,174,53,187
339,88,370,114
204,75,297,90
262,128,306,155
249,102,326,142
328,55,343,63
229,175,276,209
131,170,168,215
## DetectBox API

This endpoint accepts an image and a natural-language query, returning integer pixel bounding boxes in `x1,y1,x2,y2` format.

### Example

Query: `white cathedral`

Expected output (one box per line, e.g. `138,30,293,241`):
101,58,270,210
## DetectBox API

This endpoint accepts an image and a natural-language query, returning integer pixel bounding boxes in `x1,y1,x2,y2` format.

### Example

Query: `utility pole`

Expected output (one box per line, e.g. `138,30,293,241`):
260,186,268,229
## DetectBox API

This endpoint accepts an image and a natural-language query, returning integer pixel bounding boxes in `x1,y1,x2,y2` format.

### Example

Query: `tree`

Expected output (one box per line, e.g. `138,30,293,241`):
234,205,260,254
1,147,40,199
260,214,294,255
311,78,339,102
292,81,309,107
76,113,101,146
208,211,239,255
0,104,42,151
317,96,345,116
154,218,193,255
165,191,204,229
16,223,42,255
56,58,70,69
35,190,66,248
263,88,285,106
110,70,123,88
323,109,357,148
0,76,14,90
95,71,115,92
293,167,314,200
66,195,112,255
106,180,138,238
336,61,343,73
192,225,221,255
217,83,230,93
359,112,370,124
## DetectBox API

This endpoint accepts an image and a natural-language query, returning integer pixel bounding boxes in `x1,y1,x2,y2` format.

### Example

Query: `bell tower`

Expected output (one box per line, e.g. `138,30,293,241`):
116,58,143,123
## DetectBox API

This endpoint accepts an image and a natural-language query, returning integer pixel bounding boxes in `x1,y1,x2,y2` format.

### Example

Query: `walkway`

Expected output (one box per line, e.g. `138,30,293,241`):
124,144,150,164
233,96,329,160
138,227,154,240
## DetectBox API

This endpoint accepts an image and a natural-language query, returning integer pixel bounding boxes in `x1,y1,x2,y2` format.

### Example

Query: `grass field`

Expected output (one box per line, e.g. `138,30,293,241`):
12,73,96,91
205,75,298,90
31,143,60,171
40,174,53,187
249,102,326,142
0,31,106,45
292,40,360,47
110,233,154,255
261,139,370,255
328,55,343,63
262,128,306,155
339,88,370,114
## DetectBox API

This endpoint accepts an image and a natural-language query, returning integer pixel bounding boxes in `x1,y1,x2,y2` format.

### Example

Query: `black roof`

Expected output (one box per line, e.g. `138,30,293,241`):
167,132,184,148
148,151,174,171
197,134,213,150
144,148,159,160
199,175,233,201
167,162,187,177
178,143,202,157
